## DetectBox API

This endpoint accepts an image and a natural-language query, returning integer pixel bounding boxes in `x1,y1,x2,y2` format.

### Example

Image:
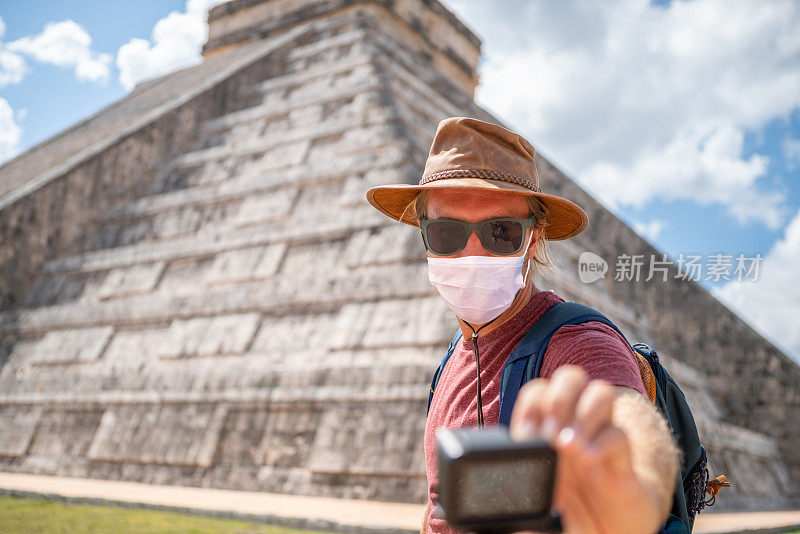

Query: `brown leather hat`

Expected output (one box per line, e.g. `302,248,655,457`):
366,117,588,240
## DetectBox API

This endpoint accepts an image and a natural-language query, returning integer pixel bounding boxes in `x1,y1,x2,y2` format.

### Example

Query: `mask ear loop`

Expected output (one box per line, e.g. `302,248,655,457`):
519,228,536,288
466,226,537,430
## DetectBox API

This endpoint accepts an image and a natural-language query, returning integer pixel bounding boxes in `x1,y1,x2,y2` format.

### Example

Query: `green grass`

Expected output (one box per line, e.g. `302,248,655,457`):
0,495,332,534
4,495,797,534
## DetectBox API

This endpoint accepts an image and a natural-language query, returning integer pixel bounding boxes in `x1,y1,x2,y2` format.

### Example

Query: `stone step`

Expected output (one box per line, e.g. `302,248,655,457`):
1,397,429,476
697,416,800,502
9,326,115,366
202,63,384,143
161,30,459,176
94,47,455,227
163,108,402,181
0,261,436,332
135,120,412,222
1,344,444,400
44,198,387,275
0,383,429,406
96,132,409,224
247,12,464,113
363,20,467,119
697,416,779,458
3,284,447,360
96,262,167,300
23,248,433,332
200,45,458,158
86,404,227,468
228,29,373,99
285,25,368,62
201,70,378,146
0,405,43,457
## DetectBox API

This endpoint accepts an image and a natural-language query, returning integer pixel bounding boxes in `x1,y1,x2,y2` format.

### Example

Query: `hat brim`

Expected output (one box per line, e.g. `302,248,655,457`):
366,178,588,240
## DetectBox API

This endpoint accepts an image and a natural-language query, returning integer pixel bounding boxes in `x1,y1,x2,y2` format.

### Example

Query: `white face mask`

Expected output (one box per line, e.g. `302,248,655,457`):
427,234,533,326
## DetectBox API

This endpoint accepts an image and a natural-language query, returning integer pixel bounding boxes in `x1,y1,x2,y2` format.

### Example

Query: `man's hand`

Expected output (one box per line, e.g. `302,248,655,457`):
509,365,678,534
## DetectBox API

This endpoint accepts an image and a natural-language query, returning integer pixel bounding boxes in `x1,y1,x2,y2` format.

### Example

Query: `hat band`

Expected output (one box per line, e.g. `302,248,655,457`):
419,169,542,192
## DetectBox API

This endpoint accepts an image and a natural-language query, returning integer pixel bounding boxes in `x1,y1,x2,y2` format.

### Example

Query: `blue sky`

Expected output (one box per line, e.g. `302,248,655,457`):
630,110,800,262
0,0,799,362
0,1,187,152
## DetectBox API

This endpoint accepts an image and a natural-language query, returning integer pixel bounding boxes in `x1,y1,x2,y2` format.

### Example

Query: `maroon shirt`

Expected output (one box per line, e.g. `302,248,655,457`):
423,290,646,533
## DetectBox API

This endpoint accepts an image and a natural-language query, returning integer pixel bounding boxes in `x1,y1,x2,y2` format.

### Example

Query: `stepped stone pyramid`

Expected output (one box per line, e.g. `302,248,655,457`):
0,0,798,512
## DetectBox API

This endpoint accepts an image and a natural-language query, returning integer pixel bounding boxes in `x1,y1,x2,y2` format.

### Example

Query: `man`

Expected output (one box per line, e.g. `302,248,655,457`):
367,117,678,533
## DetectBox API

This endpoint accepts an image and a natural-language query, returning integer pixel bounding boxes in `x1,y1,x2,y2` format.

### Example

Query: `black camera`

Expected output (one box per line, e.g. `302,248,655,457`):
436,426,561,534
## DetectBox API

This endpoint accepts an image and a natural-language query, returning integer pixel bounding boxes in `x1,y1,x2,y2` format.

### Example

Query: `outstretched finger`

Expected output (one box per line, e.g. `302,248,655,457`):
509,378,549,440
572,380,615,442
542,365,589,439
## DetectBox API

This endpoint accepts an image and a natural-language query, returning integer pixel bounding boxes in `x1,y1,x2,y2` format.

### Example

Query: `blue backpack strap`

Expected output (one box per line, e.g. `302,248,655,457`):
427,329,463,416
498,302,628,426
660,514,690,534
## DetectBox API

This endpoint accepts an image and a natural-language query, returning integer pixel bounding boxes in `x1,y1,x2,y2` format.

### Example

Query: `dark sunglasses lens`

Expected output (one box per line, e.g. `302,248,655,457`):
480,220,524,254
426,221,467,255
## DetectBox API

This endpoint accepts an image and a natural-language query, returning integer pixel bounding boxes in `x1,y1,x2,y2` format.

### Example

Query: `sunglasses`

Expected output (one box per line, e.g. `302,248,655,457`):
419,216,536,256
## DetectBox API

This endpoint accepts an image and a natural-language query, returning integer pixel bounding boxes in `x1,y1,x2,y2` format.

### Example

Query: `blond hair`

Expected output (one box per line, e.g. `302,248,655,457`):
403,190,555,278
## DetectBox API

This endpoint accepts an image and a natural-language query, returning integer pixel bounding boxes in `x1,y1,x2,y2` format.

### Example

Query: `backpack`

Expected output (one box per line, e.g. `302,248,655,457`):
426,301,728,533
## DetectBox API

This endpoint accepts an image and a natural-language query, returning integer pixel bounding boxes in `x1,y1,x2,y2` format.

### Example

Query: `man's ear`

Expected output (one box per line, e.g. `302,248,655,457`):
528,226,543,259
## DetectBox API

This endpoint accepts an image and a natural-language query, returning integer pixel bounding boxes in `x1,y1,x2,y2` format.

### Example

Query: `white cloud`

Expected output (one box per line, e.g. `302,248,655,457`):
0,97,22,163
0,48,27,87
446,0,800,228
632,219,666,242
713,207,800,364
116,0,227,90
0,17,27,87
7,19,111,83
583,125,785,228
0,49,28,87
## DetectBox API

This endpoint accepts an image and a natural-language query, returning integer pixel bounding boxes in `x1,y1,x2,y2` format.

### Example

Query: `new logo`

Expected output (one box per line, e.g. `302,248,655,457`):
578,252,608,284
